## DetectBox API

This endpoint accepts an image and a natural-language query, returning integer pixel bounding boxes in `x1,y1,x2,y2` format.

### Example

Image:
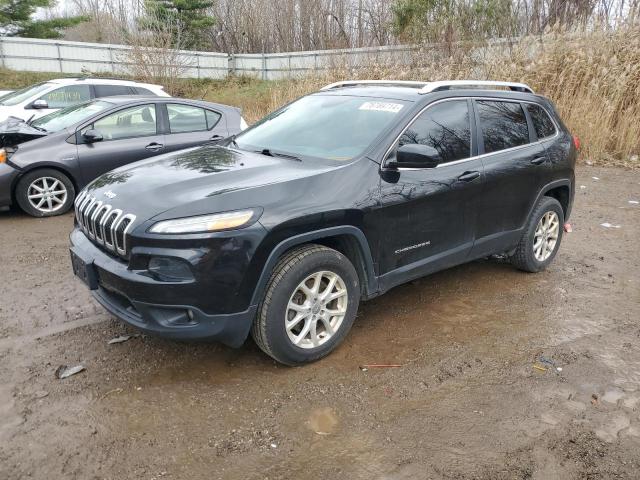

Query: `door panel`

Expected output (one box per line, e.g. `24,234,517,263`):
377,159,484,279
471,100,545,257
372,99,483,286
77,103,164,183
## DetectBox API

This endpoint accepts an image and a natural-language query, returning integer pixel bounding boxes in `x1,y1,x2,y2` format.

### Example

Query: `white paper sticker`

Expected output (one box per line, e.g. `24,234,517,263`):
359,101,404,113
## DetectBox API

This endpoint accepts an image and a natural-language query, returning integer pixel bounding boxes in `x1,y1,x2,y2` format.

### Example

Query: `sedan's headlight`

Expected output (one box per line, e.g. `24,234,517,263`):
148,209,258,234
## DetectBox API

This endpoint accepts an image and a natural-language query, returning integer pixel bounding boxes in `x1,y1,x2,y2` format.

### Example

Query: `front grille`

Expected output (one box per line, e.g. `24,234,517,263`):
74,191,136,257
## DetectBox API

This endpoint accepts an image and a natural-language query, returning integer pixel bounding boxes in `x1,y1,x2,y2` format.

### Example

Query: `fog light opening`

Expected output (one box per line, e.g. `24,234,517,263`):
147,256,194,282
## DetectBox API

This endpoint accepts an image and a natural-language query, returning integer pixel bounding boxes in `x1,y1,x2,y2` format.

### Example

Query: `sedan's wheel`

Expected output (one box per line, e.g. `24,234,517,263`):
252,244,360,365
15,169,75,217
511,196,564,272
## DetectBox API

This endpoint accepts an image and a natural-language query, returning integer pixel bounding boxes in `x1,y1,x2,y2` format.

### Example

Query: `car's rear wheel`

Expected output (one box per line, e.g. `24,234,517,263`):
15,169,75,217
251,244,360,365
510,196,564,272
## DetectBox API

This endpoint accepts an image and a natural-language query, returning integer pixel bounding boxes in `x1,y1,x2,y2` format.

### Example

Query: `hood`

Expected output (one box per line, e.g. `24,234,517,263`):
0,116,48,148
84,145,338,222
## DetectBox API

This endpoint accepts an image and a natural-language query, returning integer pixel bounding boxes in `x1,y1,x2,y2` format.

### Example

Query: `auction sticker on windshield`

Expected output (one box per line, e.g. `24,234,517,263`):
359,102,404,113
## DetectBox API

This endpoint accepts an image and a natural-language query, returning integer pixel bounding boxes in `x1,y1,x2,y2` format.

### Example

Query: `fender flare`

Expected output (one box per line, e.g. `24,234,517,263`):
249,226,379,306
525,179,572,226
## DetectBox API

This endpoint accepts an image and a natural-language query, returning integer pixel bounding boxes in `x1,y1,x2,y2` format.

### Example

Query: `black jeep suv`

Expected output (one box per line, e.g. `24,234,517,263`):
70,80,577,365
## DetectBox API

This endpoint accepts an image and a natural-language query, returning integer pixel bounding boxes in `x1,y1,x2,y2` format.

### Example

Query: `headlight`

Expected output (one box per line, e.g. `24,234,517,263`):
148,209,258,234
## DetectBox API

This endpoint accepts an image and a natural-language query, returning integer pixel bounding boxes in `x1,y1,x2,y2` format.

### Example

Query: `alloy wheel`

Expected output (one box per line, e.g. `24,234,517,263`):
285,270,348,349
26,177,68,214
533,211,559,262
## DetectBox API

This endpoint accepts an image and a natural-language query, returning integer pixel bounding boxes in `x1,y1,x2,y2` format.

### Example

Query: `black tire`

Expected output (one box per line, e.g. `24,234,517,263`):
251,244,361,365
510,196,564,273
15,169,75,218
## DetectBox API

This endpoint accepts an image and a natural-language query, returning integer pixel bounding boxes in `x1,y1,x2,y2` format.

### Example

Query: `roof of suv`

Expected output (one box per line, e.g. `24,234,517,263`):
316,80,535,101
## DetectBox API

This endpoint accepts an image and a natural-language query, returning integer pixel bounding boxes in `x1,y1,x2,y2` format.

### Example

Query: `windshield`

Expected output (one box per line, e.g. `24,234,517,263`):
235,95,408,161
0,82,52,106
31,100,115,132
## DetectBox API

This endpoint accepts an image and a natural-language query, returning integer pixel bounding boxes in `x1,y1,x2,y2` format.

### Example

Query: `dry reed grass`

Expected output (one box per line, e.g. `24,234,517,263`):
1,28,637,166
198,28,640,167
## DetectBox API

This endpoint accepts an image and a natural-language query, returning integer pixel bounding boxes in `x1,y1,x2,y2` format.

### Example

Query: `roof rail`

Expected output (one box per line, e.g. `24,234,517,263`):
419,80,534,94
320,80,429,91
320,79,534,94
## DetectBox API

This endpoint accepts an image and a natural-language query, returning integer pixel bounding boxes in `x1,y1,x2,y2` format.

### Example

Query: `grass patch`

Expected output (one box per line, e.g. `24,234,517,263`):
1,28,639,168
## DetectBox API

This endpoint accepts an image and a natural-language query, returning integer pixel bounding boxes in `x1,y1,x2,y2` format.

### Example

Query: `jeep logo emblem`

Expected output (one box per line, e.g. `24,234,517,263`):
104,190,117,199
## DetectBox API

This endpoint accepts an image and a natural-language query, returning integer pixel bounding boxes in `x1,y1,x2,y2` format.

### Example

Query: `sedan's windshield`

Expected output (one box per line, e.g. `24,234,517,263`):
235,95,408,161
31,100,114,132
0,82,52,106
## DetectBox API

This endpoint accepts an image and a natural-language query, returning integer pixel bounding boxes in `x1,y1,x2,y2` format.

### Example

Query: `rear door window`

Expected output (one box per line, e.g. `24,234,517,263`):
526,103,556,139
167,104,208,133
94,85,133,98
39,85,91,108
91,104,157,140
398,99,471,164
477,100,529,153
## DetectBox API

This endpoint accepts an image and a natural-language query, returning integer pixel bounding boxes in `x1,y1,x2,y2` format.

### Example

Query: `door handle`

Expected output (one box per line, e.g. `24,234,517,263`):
531,156,547,165
210,134,224,141
145,142,164,152
458,171,481,182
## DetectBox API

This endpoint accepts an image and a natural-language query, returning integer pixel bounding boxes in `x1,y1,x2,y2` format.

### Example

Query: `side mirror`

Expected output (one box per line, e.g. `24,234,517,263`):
31,99,49,109
389,144,440,169
82,129,103,143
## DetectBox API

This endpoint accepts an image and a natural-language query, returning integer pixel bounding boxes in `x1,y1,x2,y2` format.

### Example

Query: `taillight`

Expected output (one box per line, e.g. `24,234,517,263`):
573,135,581,150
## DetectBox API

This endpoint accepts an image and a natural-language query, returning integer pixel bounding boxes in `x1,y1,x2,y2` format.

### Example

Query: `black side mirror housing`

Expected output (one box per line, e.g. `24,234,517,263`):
389,144,440,169
82,129,103,143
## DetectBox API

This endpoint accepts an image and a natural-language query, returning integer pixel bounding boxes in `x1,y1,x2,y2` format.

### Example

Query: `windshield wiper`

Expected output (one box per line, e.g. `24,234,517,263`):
255,148,301,161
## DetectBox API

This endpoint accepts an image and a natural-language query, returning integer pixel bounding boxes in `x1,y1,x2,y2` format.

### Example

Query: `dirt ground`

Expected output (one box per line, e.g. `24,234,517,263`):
0,165,639,480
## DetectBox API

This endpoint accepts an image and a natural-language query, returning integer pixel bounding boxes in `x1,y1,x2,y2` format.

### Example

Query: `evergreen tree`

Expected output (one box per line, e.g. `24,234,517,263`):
0,0,86,38
139,0,215,50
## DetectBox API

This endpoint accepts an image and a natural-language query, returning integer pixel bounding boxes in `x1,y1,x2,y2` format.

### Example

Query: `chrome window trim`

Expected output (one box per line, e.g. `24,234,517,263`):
383,96,560,171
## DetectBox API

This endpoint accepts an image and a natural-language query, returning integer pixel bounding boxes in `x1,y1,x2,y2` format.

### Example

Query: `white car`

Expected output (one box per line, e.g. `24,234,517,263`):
0,90,13,98
0,78,169,122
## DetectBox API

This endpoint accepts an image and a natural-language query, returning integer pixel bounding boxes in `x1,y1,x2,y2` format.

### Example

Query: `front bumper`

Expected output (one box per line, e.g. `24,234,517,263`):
0,162,19,207
70,228,258,347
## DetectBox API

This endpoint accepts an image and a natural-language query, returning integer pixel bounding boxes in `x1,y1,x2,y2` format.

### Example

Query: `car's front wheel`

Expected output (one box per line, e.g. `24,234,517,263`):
251,244,360,365
15,169,75,217
510,196,564,272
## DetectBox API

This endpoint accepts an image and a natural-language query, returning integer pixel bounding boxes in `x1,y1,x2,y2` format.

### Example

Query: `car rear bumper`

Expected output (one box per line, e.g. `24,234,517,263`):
0,162,19,207
70,228,257,347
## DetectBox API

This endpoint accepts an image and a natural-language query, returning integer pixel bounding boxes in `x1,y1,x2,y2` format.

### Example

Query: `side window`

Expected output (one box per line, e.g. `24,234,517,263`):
91,104,157,140
39,85,90,108
398,100,471,164
94,85,133,98
477,100,529,153
167,104,209,133
206,110,221,129
527,103,556,139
